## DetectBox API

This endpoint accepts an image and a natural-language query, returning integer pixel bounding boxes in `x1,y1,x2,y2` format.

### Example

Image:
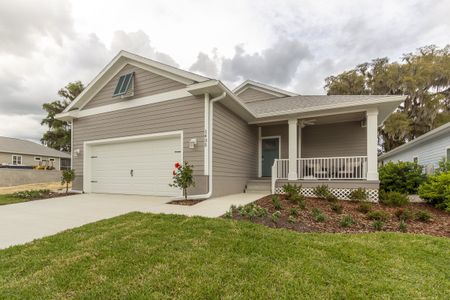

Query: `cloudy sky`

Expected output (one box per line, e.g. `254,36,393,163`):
0,0,449,142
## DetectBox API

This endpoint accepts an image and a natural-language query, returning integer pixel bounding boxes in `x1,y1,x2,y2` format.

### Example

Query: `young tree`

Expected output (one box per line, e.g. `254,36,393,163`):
169,162,195,200
325,45,450,152
61,169,76,195
41,81,84,152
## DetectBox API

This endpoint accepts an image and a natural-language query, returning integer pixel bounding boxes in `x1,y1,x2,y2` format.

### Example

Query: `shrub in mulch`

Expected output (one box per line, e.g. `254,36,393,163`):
225,194,450,237
167,199,204,206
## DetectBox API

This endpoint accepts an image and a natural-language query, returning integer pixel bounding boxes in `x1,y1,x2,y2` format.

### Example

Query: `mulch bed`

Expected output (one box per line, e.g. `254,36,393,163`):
167,199,204,206
227,195,450,238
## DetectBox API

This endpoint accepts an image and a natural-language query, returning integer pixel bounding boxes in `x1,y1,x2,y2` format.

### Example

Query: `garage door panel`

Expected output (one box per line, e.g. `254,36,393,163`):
89,135,181,196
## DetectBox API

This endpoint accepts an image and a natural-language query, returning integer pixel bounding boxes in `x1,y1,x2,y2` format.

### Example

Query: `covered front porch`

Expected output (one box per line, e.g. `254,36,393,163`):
254,109,380,199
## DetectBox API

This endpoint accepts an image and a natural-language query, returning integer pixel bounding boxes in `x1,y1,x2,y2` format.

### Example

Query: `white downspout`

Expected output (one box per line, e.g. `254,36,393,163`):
183,92,226,200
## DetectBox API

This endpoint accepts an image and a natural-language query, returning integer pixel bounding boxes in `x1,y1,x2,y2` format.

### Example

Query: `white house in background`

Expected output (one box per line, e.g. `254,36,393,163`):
378,122,450,174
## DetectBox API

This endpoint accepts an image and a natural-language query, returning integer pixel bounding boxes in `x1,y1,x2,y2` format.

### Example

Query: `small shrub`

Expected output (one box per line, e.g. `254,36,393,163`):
436,158,450,174
379,161,426,194
288,216,297,224
330,203,343,214
312,208,326,222
372,220,384,231
282,183,300,200
297,201,306,210
271,211,282,223
418,171,450,212
350,188,368,202
380,191,409,207
12,189,51,199
340,215,354,228
271,195,282,210
367,210,389,221
290,193,306,204
325,193,338,203
357,202,372,214
237,204,268,219
313,184,331,200
61,169,76,195
289,207,299,217
394,208,413,222
169,162,195,200
415,210,432,223
223,210,233,219
399,220,408,233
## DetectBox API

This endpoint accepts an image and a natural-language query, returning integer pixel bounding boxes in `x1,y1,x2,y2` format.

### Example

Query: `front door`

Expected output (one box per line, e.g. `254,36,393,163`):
262,138,280,177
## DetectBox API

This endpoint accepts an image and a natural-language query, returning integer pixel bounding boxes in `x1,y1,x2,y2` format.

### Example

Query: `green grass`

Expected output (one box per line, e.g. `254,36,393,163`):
0,213,449,299
0,194,31,205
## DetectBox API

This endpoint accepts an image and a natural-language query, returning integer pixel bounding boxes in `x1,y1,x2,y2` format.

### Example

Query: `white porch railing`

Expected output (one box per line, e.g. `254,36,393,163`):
271,156,368,193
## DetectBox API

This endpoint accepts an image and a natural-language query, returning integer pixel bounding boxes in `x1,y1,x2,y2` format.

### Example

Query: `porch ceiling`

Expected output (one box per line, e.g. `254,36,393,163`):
256,112,365,127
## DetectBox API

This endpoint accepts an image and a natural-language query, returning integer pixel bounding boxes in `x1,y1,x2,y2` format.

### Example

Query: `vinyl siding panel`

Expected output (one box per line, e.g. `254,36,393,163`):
83,64,186,109
238,87,277,103
302,121,367,157
380,133,450,172
72,96,205,192
212,103,258,196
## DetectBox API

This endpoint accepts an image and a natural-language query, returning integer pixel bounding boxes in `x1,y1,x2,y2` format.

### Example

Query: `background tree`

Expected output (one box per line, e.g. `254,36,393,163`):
324,45,450,152
41,81,84,152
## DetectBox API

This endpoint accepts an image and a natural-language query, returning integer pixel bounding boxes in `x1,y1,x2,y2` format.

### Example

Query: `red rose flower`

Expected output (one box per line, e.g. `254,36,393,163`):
175,162,181,169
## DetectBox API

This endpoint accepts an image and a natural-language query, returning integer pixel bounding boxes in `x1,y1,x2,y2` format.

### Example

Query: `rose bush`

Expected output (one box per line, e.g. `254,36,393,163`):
169,162,195,200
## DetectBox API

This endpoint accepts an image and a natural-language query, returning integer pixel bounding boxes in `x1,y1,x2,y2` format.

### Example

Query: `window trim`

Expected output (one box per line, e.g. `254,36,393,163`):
12,155,22,165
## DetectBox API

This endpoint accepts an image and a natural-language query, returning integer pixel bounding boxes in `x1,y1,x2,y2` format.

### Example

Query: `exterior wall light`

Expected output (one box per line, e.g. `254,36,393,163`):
189,138,197,149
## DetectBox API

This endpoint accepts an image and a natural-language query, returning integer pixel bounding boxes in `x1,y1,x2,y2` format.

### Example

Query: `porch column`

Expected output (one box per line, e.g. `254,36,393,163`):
366,108,379,180
288,118,298,180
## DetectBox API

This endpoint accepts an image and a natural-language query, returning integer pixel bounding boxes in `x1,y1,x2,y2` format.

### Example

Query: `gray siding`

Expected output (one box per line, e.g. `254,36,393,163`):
72,96,206,192
238,87,277,103
83,64,186,109
302,121,367,157
380,133,450,172
212,103,258,196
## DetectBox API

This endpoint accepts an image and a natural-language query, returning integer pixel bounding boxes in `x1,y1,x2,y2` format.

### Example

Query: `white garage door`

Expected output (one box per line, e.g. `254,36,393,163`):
89,135,181,196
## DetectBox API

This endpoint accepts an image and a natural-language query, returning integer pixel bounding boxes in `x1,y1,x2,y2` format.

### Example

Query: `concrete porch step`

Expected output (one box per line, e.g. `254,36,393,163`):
245,179,271,194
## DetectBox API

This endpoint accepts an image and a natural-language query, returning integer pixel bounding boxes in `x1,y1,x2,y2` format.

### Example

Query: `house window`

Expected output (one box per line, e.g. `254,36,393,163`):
34,157,41,161
413,156,418,164
12,155,22,165
113,72,134,97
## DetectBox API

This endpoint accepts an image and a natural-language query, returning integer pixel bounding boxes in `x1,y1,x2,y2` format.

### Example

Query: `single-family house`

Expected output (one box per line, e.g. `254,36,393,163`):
378,122,450,174
56,51,405,201
0,136,71,170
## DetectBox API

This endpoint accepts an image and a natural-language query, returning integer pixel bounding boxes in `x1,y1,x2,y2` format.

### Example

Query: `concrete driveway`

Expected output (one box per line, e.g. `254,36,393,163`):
0,192,265,249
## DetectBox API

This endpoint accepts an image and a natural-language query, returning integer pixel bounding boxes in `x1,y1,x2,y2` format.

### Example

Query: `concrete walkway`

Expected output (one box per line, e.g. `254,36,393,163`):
0,193,265,249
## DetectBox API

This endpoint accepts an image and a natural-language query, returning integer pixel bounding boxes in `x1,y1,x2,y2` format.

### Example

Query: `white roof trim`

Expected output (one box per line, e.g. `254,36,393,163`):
64,50,210,112
233,80,298,97
379,122,450,159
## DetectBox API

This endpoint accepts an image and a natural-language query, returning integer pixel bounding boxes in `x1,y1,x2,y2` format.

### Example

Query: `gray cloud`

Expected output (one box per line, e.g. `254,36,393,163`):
110,30,179,67
0,0,73,55
189,52,218,77
220,38,312,86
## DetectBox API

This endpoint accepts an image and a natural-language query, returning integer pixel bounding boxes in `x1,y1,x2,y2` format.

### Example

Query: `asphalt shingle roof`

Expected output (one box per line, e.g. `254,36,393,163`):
0,136,70,158
244,95,401,117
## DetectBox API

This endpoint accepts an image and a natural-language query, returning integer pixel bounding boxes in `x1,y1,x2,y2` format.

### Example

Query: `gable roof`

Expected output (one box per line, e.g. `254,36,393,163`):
0,136,71,158
64,50,211,112
378,122,450,160
233,80,298,98
56,50,405,124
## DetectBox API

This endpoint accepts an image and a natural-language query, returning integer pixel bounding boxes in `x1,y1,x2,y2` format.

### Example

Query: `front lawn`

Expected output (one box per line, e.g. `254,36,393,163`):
0,189,72,206
0,213,448,299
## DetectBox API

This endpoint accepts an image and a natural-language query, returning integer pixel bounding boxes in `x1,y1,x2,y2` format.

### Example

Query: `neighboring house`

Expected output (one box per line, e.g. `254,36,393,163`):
56,51,404,201
0,136,71,170
378,122,450,174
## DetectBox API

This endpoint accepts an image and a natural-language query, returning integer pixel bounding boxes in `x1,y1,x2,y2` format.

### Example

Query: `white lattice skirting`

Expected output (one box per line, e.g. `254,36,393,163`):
274,186,379,202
